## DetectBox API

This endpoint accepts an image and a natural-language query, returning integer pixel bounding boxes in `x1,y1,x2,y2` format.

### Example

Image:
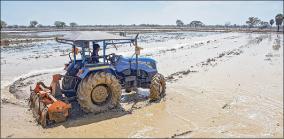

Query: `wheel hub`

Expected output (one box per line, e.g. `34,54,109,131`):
91,85,109,103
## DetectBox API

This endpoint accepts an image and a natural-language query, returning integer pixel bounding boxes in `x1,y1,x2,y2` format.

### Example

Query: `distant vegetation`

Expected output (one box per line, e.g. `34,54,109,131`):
188,21,204,27
246,17,260,28
54,21,66,28
1,20,7,28
70,22,78,27
176,19,184,27
176,20,205,27
29,20,38,28
1,13,283,32
243,14,283,31
275,14,283,32
270,19,274,26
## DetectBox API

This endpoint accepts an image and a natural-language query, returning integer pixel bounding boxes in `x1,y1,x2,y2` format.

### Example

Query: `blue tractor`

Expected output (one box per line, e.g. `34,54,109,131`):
30,31,166,126
30,31,166,120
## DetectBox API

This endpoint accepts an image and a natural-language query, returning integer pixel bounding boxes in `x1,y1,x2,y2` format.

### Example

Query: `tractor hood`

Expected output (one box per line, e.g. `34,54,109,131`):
129,57,156,63
115,56,157,73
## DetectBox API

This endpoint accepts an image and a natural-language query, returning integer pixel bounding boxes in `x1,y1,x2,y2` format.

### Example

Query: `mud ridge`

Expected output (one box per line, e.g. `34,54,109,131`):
165,35,268,83
9,73,48,99
166,69,198,82
166,48,243,83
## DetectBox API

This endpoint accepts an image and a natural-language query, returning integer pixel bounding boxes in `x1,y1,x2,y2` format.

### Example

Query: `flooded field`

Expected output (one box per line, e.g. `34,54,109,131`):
1,31,283,138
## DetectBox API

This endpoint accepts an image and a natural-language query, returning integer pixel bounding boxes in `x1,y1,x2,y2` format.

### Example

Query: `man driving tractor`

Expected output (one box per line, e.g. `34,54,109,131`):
91,43,100,63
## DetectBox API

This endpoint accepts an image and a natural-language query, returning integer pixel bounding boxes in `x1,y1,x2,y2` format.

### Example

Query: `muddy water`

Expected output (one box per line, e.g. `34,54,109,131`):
1,32,283,138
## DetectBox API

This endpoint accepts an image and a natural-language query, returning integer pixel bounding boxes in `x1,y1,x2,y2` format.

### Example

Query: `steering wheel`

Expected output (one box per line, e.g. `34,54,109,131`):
106,53,117,64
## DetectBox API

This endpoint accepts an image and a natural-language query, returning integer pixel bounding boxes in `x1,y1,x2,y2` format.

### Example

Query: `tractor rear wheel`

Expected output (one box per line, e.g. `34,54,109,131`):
149,73,166,101
77,72,122,113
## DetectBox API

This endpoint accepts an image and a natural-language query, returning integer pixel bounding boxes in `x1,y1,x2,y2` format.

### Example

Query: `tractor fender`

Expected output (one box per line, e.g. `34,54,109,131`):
78,65,116,79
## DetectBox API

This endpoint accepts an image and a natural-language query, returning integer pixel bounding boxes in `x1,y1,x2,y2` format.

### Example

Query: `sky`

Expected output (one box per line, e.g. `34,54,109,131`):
1,1,283,26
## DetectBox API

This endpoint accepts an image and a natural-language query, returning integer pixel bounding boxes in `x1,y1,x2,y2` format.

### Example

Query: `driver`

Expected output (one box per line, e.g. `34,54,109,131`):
91,43,100,63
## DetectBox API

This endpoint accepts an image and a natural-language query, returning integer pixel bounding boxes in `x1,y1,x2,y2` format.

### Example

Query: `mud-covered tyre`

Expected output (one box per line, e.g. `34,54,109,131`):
77,72,122,113
149,73,166,101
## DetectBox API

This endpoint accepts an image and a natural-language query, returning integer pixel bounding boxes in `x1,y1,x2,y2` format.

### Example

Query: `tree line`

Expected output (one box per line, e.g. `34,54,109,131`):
1,13,283,32
245,13,283,31
175,13,283,32
0,20,78,28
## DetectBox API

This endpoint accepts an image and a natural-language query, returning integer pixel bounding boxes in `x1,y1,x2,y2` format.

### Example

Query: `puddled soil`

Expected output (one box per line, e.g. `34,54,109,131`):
1,31,283,138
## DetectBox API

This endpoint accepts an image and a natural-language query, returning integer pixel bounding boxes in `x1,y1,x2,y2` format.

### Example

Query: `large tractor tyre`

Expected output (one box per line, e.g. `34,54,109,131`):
77,72,122,113
149,73,166,101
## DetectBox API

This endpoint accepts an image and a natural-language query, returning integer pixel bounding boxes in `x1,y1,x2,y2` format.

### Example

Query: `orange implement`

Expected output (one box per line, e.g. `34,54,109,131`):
29,74,71,127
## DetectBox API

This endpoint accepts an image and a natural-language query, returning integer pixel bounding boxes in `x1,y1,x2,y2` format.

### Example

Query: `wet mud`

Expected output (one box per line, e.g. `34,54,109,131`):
1,31,283,138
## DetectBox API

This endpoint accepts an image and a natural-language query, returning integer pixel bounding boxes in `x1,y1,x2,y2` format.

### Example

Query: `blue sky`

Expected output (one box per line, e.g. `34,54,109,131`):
1,1,283,26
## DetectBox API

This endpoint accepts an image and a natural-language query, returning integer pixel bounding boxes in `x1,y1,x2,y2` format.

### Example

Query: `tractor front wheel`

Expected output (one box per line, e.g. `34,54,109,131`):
149,73,166,101
77,72,122,113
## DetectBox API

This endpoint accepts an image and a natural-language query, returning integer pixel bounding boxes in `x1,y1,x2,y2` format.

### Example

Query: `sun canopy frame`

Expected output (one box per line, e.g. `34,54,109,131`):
55,31,139,64
56,31,138,47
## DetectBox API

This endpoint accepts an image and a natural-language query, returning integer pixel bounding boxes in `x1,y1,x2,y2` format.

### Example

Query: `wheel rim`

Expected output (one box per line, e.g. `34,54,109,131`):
91,85,110,105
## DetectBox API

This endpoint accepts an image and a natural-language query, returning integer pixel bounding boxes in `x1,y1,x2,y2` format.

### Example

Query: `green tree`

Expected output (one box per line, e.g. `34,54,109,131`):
275,14,283,32
188,21,205,27
69,22,78,27
29,20,38,27
1,20,7,28
176,19,184,27
54,21,66,28
246,17,260,28
37,24,43,28
225,22,231,27
259,21,269,29
269,19,274,26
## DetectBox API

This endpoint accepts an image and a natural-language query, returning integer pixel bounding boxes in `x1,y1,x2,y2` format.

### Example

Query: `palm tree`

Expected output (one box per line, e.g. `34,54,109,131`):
275,14,283,32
